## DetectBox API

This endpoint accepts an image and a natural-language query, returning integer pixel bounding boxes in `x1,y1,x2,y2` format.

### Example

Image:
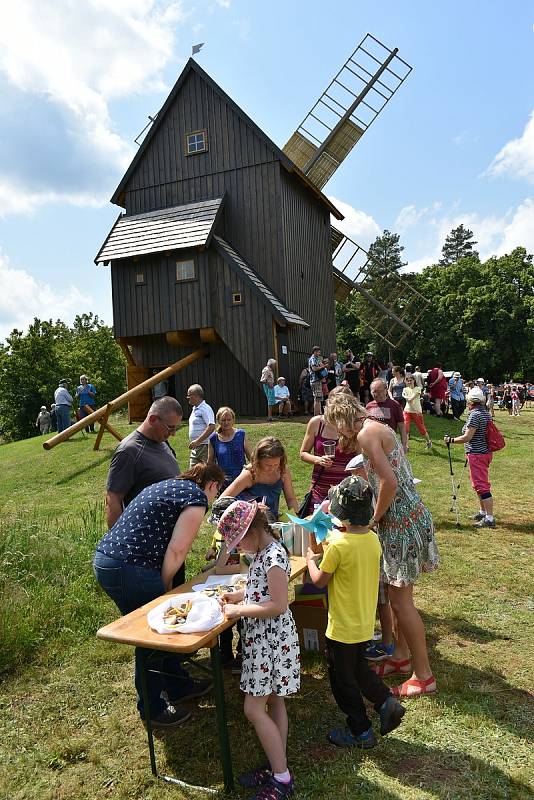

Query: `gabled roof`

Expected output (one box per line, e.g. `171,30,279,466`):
111,59,343,220
213,236,309,329
95,197,224,264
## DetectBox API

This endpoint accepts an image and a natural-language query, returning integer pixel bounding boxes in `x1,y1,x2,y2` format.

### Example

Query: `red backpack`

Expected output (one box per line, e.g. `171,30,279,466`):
486,420,505,452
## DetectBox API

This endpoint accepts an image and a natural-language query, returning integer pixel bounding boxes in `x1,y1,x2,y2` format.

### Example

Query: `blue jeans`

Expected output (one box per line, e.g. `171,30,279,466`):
93,552,191,719
56,404,71,432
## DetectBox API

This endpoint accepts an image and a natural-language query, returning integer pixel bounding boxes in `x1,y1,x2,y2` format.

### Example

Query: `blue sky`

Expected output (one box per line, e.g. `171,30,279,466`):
1,0,533,342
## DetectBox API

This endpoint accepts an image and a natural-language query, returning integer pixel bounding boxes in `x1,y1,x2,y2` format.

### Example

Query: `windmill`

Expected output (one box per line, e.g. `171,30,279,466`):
282,33,428,349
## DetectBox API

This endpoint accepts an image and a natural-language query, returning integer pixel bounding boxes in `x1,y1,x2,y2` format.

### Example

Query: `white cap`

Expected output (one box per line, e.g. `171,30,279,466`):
277,376,285,382
40,405,46,410
476,377,485,383
466,387,485,403
345,454,365,471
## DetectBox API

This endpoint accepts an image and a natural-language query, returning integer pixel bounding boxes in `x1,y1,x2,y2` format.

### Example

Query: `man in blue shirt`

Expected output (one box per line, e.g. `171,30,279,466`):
448,372,466,419
76,374,97,432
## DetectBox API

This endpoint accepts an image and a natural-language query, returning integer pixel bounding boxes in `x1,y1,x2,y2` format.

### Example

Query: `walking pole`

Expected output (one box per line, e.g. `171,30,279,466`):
446,441,461,528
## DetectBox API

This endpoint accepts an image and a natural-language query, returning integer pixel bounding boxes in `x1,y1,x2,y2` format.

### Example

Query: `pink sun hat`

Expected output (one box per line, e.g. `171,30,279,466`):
217,500,258,550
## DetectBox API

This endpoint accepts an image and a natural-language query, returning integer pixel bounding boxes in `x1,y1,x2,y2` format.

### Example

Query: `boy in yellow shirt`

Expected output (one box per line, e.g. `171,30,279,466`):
306,476,405,748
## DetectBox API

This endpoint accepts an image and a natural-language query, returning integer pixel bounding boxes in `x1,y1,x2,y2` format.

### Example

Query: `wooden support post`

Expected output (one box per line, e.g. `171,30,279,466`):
93,404,112,451
43,346,209,450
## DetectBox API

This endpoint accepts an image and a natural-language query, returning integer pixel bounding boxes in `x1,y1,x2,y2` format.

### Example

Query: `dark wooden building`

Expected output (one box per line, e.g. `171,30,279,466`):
96,58,343,419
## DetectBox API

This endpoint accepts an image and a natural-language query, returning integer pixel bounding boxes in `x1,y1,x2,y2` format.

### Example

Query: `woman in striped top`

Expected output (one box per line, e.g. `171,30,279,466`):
299,386,360,514
444,387,495,529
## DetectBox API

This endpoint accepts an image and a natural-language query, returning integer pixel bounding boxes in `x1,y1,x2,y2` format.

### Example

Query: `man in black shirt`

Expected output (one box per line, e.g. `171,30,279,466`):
343,349,361,394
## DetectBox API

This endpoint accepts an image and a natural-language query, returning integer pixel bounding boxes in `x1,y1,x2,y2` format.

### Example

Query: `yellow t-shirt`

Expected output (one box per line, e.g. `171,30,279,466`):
320,530,382,644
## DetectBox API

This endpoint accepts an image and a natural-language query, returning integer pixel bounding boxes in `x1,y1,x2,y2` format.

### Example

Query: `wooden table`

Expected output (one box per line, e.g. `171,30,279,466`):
97,556,307,792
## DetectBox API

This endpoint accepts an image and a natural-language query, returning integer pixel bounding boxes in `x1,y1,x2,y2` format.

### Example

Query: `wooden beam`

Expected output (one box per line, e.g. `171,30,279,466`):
199,327,221,343
43,347,209,450
118,339,136,366
93,404,112,451
166,330,201,347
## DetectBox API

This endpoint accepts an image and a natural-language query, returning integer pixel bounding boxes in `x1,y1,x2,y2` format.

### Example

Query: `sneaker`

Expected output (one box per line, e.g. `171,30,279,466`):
168,677,213,703
365,641,395,661
471,511,485,521
425,440,433,449
251,775,294,799
238,764,272,788
143,704,192,730
473,517,496,529
379,696,406,736
231,654,242,675
327,726,376,749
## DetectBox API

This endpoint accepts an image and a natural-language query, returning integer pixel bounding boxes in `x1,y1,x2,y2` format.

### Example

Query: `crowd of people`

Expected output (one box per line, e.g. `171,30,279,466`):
85,348,517,799
35,375,97,435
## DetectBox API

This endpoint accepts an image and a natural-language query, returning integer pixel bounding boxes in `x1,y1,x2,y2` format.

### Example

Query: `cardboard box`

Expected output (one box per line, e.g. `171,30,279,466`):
290,601,328,654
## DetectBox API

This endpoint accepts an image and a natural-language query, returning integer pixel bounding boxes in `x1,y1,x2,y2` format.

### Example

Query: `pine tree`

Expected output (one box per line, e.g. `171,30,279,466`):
439,224,479,265
367,229,406,277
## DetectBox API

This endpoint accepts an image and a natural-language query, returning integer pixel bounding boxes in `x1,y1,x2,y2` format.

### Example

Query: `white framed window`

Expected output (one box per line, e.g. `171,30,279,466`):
232,292,243,305
185,130,208,155
176,259,195,282
135,272,145,285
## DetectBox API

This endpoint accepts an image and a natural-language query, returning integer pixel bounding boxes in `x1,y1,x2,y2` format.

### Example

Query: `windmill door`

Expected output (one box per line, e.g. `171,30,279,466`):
274,325,290,379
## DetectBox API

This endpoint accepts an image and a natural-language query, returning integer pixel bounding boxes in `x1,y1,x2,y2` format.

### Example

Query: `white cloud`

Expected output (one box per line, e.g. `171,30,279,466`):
402,200,534,272
395,202,441,233
0,1,190,215
0,249,92,342
328,196,381,248
487,110,534,183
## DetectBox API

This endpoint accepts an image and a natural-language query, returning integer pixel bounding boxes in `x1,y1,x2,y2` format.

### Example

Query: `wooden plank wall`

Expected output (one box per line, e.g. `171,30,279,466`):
279,168,337,387
111,249,211,338
122,69,285,298
131,335,266,418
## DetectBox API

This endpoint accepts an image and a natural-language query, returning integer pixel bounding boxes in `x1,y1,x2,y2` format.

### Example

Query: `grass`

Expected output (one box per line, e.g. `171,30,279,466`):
1,409,533,799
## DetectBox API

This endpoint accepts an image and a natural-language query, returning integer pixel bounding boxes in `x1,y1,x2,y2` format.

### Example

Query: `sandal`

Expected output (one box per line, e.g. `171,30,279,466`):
371,658,412,677
392,675,437,697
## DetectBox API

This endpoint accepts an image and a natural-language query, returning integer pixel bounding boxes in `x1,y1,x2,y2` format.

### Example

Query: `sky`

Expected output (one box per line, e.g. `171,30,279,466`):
0,0,533,343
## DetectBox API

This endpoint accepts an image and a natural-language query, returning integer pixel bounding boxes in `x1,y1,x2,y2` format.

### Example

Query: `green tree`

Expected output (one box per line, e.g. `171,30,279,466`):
0,315,126,442
367,229,406,277
439,224,479,266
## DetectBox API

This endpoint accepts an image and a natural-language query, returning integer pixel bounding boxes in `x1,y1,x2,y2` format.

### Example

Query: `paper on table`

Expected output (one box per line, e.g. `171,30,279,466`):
192,573,244,592
147,592,224,634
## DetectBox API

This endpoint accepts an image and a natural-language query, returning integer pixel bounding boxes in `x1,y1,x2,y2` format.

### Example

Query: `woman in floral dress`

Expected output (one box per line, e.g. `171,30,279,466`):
325,393,439,698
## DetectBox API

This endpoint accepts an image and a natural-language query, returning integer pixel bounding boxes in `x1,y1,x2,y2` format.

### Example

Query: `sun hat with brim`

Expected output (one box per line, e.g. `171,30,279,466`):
327,475,373,526
453,371,461,378
40,406,46,410
466,387,486,403
476,378,485,384
217,500,258,550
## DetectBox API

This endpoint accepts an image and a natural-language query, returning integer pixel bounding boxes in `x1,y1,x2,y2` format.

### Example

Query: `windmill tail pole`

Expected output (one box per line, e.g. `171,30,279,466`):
43,346,209,450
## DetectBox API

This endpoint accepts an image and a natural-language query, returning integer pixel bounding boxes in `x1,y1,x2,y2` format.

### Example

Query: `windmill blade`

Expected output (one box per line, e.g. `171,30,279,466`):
284,34,412,189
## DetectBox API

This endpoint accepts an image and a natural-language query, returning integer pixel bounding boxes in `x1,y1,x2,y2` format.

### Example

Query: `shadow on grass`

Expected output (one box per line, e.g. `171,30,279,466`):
55,453,112,485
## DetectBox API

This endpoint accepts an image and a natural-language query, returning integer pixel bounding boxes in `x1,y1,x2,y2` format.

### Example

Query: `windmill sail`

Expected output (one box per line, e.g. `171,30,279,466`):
332,228,429,348
283,34,412,189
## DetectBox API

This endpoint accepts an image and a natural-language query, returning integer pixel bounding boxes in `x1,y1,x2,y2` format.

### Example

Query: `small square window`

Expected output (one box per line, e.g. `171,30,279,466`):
185,130,208,155
176,259,195,281
232,292,243,305
135,272,145,285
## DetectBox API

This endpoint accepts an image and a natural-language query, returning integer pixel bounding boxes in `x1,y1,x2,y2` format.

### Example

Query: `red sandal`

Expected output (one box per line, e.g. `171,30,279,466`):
370,658,412,677
392,675,437,697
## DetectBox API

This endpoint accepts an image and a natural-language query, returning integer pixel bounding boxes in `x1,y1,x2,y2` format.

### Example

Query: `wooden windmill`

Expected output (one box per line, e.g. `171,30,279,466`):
90,32,418,427
283,33,427,348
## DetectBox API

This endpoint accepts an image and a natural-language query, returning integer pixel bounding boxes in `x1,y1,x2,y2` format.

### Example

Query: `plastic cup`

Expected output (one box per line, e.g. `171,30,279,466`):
323,440,336,457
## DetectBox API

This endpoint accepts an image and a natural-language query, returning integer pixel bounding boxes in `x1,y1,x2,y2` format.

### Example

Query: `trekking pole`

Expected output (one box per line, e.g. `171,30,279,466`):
446,441,461,528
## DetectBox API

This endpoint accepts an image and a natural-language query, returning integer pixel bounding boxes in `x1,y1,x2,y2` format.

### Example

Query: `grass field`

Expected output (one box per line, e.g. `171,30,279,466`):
1,409,533,799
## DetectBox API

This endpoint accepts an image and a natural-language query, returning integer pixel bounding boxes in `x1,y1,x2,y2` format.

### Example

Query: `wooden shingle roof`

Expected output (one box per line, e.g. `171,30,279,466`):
95,197,224,264
213,236,309,329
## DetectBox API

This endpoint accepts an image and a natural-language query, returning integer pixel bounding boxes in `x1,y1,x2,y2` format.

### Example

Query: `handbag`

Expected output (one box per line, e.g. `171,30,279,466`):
318,367,328,378
297,467,324,518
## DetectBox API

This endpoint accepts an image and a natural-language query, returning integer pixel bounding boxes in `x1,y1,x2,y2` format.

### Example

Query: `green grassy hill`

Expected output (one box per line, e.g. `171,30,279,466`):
1,411,532,799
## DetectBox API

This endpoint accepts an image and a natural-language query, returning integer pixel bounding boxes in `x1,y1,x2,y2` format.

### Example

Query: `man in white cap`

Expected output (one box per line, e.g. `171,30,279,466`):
476,378,489,403
35,406,51,435
448,372,466,419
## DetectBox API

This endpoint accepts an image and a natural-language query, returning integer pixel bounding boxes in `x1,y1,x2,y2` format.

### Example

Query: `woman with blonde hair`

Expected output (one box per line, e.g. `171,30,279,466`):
324,393,439,698
221,436,298,522
208,407,252,489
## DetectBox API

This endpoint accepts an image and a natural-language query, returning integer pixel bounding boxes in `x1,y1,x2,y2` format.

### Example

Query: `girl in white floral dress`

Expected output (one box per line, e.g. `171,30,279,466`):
218,501,299,800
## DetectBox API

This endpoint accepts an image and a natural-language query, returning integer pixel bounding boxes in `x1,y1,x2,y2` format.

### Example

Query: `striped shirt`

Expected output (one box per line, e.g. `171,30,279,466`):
463,407,491,454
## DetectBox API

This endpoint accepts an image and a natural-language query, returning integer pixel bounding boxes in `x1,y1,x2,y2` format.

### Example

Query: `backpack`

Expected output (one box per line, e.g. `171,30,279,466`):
486,419,505,452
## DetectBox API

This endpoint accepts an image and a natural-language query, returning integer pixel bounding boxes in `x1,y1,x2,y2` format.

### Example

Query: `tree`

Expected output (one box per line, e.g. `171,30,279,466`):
439,224,479,266
0,314,126,442
367,229,406,277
